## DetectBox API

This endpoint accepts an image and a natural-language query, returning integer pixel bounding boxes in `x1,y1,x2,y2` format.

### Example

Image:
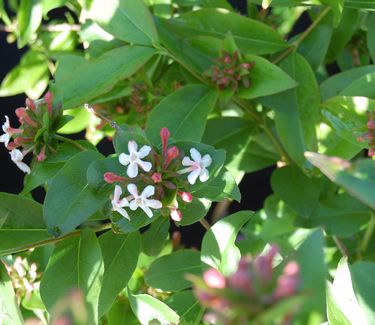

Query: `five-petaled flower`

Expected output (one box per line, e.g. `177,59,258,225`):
0,116,22,147
181,148,212,185
127,183,162,218
111,185,130,220
9,149,30,174
119,140,152,178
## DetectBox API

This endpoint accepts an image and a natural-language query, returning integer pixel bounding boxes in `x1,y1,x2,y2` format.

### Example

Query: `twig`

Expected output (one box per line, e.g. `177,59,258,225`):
333,236,349,257
0,23,80,33
199,218,211,230
211,199,231,223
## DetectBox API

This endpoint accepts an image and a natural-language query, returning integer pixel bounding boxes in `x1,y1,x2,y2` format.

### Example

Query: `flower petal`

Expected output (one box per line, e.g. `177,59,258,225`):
128,140,138,154
127,183,138,197
201,154,212,168
141,205,153,218
138,145,151,159
190,148,201,162
145,199,162,209
127,162,138,178
3,115,10,131
15,161,31,174
117,198,129,208
116,207,130,220
182,156,194,166
142,185,155,198
199,168,209,182
130,200,138,211
119,153,130,166
10,149,23,162
0,133,10,147
138,160,152,172
114,185,122,201
187,168,201,185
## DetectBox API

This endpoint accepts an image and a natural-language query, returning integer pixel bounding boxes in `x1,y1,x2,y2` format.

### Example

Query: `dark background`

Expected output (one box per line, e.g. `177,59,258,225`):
0,0,312,246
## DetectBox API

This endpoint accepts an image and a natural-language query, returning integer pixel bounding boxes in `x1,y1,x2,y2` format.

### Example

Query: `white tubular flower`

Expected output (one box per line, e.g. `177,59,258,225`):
0,115,21,147
181,148,212,185
119,140,152,178
127,184,162,218
10,149,30,174
111,185,130,220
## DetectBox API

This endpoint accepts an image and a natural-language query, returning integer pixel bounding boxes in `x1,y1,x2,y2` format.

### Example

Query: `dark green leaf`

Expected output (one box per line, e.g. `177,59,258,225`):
367,12,375,62
166,291,203,323
176,197,211,226
142,217,170,256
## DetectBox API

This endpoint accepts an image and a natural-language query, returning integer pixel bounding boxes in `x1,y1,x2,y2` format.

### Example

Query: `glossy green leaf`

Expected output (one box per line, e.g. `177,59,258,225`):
0,261,24,325
201,211,253,275
43,150,107,236
98,231,141,316
344,0,375,10
176,197,211,226
166,290,203,323
129,292,180,324
0,193,50,256
340,71,375,99
40,228,104,323
58,108,91,134
367,12,375,62
88,0,159,46
306,153,375,210
271,166,322,218
145,249,201,291
142,217,170,256
145,85,218,146
261,52,320,170
17,0,43,48
237,54,297,99
53,46,156,109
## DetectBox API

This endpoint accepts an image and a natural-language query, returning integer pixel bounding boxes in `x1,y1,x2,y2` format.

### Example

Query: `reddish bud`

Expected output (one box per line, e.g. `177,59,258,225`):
160,127,170,157
369,148,375,157
44,92,53,115
103,172,126,184
228,258,252,293
7,127,23,136
25,98,36,111
368,120,375,130
15,107,27,119
178,191,193,203
6,142,18,150
223,55,232,64
203,269,226,289
170,208,183,222
274,261,299,300
37,147,46,162
172,231,181,249
151,172,162,183
14,136,31,145
164,146,180,169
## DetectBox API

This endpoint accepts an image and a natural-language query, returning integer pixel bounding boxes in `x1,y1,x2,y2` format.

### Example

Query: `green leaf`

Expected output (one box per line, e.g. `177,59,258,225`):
129,292,180,324
320,65,375,101
237,54,297,99
142,217,170,256
171,8,288,55
98,231,141,316
145,85,218,146
261,52,320,170
166,290,203,323
111,209,160,234
295,229,326,315
271,166,322,218
58,108,91,134
367,12,375,62
344,0,375,10
43,150,107,236
305,153,375,210
53,46,156,109
0,193,50,256
350,261,375,323
145,249,201,291
0,51,49,98
201,211,253,275
0,261,24,325
88,0,159,46
17,0,43,48
40,228,104,323
340,71,375,100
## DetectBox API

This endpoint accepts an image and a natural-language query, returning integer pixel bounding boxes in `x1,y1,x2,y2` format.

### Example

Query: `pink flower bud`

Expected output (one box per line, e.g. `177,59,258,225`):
37,147,46,161
44,92,53,115
273,261,299,300
178,191,193,203
368,120,375,130
203,269,226,289
25,98,36,111
6,141,18,150
151,172,162,183
164,146,180,169
160,127,170,156
103,172,126,184
15,107,27,119
369,148,375,157
223,55,232,64
170,208,183,222
228,258,252,293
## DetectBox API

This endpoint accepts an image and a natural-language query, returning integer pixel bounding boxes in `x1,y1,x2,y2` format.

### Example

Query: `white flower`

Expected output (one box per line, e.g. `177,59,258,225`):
181,148,212,185
119,140,152,178
111,185,130,220
0,115,22,147
127,184,162,218
10,149,30,174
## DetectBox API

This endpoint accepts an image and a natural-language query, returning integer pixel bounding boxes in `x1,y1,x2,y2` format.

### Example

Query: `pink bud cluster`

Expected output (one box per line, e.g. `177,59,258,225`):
207,51,255,91
358,111,375,157
192,246,300,324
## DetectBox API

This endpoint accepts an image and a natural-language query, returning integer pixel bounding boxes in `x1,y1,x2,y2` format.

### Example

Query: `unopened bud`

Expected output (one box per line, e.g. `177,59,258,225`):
178,191,193,203
37,147,46,162
164,146,179,169
44,92,53,115
14,136,31,145
15,107,27,119
368,120,375,130
151,172,162,183
6,142,18,150
273,261,299,300
170,208,183,222
203,269,226,289
104,172,126,184
160,127,170,157
25,98,36,111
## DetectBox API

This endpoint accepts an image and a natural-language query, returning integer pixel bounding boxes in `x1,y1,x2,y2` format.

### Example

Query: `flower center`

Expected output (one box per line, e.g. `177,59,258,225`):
130,153,138,162
136,198,142,205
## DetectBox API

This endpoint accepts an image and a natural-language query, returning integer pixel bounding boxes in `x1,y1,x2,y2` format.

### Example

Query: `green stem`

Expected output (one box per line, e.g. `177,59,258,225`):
333,236,349,257
272,6,331,64
54,134,87,151
360,214,375,255
1,223,112,256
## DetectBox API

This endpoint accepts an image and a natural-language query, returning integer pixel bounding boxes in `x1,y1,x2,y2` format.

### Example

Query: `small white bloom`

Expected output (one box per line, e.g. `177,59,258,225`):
0,116,12,147
181,148,212,185
119,140,152,178
10,149,30,174
111,185,130,220
127,184,162,218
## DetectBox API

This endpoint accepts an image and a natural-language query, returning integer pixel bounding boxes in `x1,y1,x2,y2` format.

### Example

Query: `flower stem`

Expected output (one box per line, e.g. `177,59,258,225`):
360,214,375,255
54,134,87,151
199,218,211,230
1,223,112,256
333,236,349,257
